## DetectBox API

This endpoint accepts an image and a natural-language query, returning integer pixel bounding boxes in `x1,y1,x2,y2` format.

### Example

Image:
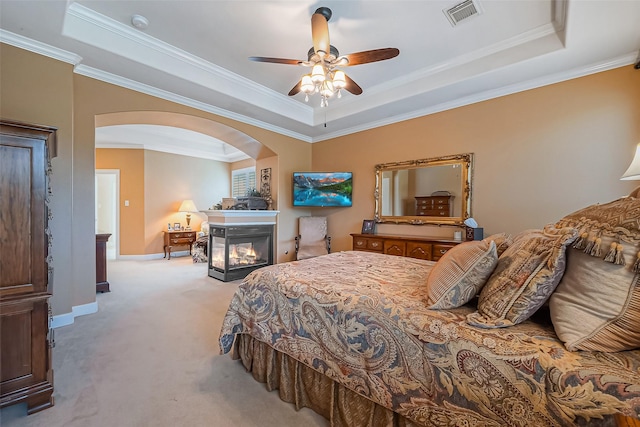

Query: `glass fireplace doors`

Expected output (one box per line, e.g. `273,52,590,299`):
208,224,274,282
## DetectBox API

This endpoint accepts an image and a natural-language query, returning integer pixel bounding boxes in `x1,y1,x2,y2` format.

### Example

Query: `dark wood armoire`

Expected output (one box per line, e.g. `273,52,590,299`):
0,120,56,414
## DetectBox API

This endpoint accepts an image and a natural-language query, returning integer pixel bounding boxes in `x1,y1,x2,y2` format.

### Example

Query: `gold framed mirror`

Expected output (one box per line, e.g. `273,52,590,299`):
374,153,473,225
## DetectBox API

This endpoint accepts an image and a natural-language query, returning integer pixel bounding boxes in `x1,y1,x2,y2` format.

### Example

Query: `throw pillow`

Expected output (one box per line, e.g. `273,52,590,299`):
426,240,498,309
483,232,512,256
549,196,640,352
467,226,577,328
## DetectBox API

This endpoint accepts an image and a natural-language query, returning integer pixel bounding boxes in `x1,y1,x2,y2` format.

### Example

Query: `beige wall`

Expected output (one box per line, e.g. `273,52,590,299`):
312,66,640,252
0,44,75,315
143,150,230,254
96,148,145,255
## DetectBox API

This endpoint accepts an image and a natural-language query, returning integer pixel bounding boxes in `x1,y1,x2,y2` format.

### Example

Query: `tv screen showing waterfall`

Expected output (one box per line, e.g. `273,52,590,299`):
292,172,353,207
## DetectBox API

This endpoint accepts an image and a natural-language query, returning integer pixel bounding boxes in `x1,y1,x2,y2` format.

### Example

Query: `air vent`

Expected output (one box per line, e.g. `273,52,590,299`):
443,0,483,26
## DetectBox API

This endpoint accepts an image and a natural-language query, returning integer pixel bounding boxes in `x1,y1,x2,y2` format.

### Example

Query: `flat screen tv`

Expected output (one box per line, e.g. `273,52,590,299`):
292,172,353,207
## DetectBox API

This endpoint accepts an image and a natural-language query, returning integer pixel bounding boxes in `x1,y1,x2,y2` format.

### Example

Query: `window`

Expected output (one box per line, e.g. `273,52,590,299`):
231,167,256,197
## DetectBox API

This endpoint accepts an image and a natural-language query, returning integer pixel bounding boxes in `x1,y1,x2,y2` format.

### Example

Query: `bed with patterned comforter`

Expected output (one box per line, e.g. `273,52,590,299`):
219,251,640,426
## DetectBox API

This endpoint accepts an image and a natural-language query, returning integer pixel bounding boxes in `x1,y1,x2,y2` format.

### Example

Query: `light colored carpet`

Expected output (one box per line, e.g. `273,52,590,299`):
0,256,328,427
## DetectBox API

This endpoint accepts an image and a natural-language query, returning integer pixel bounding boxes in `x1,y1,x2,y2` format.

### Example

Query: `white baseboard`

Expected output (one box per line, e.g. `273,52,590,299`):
51,301,99,329
117,251,190,261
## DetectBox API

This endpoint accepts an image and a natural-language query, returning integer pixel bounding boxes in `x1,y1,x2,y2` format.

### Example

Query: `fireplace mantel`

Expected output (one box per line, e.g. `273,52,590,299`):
202,210,279,226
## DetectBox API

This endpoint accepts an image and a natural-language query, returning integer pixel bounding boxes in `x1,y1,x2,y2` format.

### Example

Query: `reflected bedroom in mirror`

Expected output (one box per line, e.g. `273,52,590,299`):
374,153,473,225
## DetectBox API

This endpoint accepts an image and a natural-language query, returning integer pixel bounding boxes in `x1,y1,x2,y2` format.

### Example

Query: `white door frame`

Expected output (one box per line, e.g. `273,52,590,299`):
95,169,120,259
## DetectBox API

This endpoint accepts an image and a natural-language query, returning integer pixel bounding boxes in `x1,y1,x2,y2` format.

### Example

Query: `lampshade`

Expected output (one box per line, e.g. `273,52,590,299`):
332,70,346,89
621,144,640,180
178,199,198,212
311,64,325,83
320,80,335,98
301,75,314,93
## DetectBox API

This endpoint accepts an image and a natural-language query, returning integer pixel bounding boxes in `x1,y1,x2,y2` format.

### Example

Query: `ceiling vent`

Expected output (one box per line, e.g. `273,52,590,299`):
443,0,483,26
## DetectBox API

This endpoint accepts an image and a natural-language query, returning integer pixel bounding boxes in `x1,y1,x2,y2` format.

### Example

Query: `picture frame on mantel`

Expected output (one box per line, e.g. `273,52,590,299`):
361,219,376,234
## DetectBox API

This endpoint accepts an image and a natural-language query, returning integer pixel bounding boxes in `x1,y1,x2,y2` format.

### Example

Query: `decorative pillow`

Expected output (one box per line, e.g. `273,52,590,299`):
426,240,498,309
467,226,577,328
200,221,210,235
549,196,640,352
483,233,512,256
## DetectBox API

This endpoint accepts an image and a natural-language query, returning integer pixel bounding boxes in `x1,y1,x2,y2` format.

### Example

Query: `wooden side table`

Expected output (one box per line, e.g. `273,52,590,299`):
163,230,197,260
96,233,111,292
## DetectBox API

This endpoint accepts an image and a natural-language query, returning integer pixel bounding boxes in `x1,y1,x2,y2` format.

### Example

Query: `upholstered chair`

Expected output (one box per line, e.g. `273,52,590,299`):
295,216,331,260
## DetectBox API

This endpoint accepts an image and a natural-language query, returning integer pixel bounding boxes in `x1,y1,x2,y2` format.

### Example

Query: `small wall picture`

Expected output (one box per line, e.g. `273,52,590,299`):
173,222,181,231
361,220,376,234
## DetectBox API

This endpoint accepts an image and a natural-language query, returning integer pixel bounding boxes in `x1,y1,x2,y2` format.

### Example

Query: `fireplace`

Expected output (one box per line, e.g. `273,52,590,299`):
208,224,274,281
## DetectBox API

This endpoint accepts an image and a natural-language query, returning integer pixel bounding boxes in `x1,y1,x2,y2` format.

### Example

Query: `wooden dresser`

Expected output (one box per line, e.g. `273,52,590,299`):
415,195,453,217
0,120,56,414
163,230,197,260
351,233,460,261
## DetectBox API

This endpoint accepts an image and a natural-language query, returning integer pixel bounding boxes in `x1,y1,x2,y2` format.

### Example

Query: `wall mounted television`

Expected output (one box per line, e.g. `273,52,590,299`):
292,172,353,207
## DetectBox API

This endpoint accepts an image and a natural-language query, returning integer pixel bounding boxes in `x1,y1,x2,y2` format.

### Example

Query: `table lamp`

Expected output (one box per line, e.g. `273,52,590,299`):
621,143,640,181
178,199,198,230
621,143,640,198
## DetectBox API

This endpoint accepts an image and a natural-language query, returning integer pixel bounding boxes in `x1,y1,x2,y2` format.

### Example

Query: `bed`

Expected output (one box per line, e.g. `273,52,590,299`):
219,250,640,426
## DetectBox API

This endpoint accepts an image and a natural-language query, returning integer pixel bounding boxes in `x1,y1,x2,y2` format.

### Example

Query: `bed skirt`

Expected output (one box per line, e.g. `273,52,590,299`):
233,333,422,427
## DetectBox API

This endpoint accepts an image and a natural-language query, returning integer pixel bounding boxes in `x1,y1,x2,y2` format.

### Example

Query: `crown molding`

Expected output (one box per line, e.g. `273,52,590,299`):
74,65,312,143
311,52,637,143
3,19,632,145
0,29,82,64
64,3,312,125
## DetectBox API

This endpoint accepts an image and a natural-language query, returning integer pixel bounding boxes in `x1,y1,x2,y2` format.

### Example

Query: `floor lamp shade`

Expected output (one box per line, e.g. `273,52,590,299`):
178,199,198,229
621,144,640,180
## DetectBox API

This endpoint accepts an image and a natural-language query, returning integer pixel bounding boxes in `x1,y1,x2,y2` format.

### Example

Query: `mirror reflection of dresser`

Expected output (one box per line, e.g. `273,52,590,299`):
415,193,453,217
375,153,473,226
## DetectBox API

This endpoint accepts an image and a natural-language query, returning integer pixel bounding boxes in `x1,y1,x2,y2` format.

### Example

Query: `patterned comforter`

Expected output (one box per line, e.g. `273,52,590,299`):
219,251,640,426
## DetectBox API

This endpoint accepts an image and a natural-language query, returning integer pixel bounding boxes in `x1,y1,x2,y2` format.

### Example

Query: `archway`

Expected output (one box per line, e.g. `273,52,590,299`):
94,111,278,258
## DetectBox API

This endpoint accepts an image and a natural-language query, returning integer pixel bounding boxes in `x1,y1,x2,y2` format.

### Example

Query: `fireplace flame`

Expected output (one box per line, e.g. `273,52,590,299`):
246,245,256,258
230,245,239,259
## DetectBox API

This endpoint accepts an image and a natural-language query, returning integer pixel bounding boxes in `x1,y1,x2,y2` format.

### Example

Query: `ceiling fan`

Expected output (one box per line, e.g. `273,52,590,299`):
249,7,400,107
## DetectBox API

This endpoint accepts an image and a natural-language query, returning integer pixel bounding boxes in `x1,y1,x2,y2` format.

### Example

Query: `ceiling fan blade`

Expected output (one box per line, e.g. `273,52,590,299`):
249,56,303,65
344,75,363,95
288,80,302,96
342,48,400,66
311,9,330,56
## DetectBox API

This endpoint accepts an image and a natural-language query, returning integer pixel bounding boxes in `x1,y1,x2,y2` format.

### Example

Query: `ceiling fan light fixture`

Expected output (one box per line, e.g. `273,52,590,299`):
332,70,346,89
311,64,325,83
249,7,398,108
321,80,335,98
301,75,314,93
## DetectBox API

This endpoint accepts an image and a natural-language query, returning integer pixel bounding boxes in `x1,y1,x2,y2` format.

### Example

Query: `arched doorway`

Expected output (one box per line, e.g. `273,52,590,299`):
94,111,278,258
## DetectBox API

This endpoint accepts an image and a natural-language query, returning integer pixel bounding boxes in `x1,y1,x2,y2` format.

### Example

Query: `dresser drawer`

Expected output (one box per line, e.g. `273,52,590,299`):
406,242,432,260
432,243,456,261
366,239,383,251
383,240,406,256
353,237,368,249
432,196,450,205
353,237,383,252
419,209,450,216
171,238,193,245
